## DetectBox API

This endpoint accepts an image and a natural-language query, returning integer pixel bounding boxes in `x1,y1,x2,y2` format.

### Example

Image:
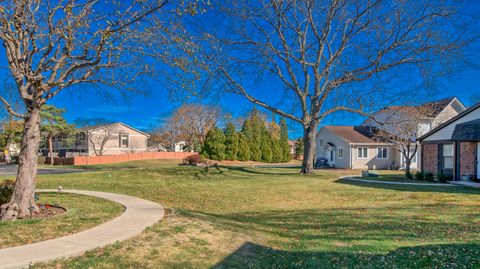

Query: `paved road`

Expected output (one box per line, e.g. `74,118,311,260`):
0,189,164,269
0,165,84,176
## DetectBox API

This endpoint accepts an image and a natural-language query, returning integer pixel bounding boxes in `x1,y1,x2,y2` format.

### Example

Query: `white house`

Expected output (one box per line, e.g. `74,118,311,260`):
316,97,466,170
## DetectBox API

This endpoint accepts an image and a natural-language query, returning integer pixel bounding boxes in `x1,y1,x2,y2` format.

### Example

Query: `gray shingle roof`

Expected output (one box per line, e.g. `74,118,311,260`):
451,119,480,141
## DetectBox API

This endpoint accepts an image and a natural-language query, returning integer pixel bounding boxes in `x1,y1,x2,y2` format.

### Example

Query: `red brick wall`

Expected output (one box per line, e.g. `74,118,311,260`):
459,142,476,178
422,144,438,174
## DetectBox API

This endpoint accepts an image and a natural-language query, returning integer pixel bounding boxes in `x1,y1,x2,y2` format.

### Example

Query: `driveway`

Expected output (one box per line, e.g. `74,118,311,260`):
0,164,84,176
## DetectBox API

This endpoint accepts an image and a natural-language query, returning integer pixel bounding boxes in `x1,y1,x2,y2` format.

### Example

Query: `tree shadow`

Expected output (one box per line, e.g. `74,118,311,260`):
213,241,480,269
217,165,300,176
335,178,480,195
182,205,480,246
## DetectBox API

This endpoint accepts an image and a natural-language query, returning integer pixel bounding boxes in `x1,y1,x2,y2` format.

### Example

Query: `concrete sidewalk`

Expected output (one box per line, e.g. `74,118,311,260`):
0,189,164,269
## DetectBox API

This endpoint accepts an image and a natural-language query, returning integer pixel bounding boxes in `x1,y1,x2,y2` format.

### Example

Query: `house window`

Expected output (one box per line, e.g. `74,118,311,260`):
357,147,368,159
377,147,388,159
78,132,86,141
442,144,454,170
120,134,129,147
338,148,344,159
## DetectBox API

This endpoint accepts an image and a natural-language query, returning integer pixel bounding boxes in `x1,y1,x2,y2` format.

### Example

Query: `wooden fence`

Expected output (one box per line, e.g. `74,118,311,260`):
53,151,198,166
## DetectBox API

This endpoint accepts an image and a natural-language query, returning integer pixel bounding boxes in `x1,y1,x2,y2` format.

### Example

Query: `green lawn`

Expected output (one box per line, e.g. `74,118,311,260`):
0,193,123,248
27,160,480,268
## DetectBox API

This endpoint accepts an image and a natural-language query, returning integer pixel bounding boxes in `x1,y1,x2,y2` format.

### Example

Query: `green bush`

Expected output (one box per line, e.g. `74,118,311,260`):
425,172,434,182
406,171,413,179
437,173,448,183
415,171,425,181
0,180,14,205
37,156,46,165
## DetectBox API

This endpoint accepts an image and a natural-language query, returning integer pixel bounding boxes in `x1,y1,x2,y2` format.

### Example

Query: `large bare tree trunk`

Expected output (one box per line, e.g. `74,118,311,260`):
48,135,54,165
300,122,318,175
0,108,41,220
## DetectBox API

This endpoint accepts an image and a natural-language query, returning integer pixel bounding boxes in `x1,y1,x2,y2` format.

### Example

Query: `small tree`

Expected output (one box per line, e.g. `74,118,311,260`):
294,138,304,160
202,127,226,161
279,118,291,162
236,133,251,161
88,125,119,156
40,106,75,165
242,118,261,161
0,120,23,160
224,123,239,161
372,106,433,177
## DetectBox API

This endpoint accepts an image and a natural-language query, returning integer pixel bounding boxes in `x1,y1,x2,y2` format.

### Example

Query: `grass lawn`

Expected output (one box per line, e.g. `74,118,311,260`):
0,193,123,248
24,160,480,268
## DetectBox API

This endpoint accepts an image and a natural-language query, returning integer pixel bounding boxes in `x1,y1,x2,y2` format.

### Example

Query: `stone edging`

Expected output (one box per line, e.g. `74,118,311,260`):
0,189,164,269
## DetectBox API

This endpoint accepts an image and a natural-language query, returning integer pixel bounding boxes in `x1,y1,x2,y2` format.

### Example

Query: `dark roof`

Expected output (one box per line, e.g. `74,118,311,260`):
451,119,480,141
323,126,390,144
418,102,480,141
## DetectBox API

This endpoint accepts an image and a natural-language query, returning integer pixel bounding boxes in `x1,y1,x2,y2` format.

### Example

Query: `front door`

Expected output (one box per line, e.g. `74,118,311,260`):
477,142,480,180
330,149,335,167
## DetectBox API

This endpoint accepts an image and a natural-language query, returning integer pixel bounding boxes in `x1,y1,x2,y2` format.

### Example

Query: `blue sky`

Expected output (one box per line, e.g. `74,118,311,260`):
45,67,480,138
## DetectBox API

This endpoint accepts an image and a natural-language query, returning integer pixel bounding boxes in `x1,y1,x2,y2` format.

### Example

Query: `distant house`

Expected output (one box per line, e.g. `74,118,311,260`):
418,102,480,181
42,122,149,157
316,97,466,170
316,126,397,169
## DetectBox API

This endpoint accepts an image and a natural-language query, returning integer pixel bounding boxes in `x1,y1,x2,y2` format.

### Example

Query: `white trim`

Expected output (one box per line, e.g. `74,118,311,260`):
338,147,344,159
357,147,368,159
376,147,388,159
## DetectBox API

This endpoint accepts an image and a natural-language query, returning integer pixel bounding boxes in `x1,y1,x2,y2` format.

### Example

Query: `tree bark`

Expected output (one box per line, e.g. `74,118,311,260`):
48,135,54,165
300,121,318,175
405,157,412,178
0,108,41,221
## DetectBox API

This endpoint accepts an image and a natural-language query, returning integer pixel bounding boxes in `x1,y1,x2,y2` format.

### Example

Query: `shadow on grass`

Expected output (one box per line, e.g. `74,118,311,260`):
182,205,480,245
216,165,301,176
213,241,480,269
335,178,480,195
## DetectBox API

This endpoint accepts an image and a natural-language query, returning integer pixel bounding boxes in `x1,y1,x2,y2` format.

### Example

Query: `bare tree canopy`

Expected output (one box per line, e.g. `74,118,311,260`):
193,0,479,174
153,104,222,151
0,0,202,220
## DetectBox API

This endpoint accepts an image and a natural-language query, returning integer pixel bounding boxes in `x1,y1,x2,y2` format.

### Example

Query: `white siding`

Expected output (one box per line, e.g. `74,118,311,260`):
423,107,480,142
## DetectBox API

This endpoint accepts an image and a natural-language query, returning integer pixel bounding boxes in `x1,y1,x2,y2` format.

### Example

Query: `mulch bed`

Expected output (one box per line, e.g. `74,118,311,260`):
29,204,66,219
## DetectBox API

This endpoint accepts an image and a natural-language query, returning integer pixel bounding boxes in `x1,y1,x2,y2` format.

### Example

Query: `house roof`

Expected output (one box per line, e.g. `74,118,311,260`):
323,126,389,144
418,102,480,141
378,97,463,119
451,119,480,141
79,122,150,137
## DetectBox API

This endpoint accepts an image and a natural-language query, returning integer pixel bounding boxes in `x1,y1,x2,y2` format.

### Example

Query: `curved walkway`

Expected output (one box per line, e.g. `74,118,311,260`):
0,189,164,269
340,176,459,187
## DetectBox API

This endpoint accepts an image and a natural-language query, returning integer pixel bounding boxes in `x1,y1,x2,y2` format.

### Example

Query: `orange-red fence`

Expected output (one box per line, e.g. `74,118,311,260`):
53,152,199,166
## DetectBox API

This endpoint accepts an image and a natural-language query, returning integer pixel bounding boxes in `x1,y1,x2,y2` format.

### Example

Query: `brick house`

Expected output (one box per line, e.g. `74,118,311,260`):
418,103,480,181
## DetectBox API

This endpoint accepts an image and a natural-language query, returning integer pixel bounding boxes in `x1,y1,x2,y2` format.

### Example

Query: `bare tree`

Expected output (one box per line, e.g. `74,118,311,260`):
128,139,143,153
87,125,119,156
0,0,197,220
158,104,221,151
369,106,433,177
197,0,476,174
